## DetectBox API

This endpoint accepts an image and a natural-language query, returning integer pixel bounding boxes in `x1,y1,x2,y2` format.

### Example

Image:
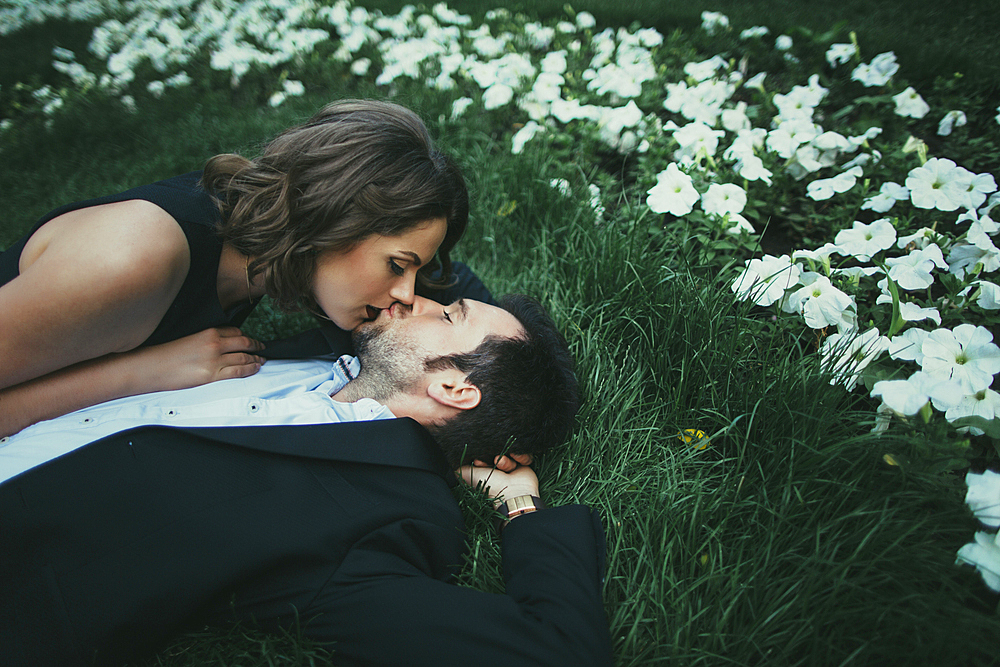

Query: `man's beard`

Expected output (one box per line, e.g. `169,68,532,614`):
336,319,427,403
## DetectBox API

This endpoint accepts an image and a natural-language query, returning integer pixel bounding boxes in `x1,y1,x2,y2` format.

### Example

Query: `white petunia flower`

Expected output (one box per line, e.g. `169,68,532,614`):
700,183,747,217
960,280,1000,310
483,83,514,109
731,255,801,307
775,35,793,51
549,178,571,197
826,42,858,67
889,327,929,364
831,266,881,281
721,102,751,133
725,213,756,235
956,530,1000,592
740,26,769,39
851,52,899,87
646,163,699,217
833,218,897,261
540,50,568,74
821,327,890,391
883,244,948,290
956,171,998,211
587,183,606,221
947,389,1000,435
948,236,1000,278
967,212,999,241
784,272,856,329
511,121,543,154
672,121,725,162
744,72,767,92
861,181,910,213
350,58,371,76
875,294,942,324
576,11,596,29
451,97,474,119
894,226,938,249
965,470,1000,529
892,86,930,119
905,158,967,211
806,166,863,201
700,11,729,35
684,56,727,83
792,243,841,266
871,371,962,416
921,324,1000,393
734,153,773,185
938,110,968,136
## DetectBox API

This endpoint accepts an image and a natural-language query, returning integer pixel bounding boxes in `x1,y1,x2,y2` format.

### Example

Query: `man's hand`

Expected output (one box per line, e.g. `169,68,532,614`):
458,463,539,507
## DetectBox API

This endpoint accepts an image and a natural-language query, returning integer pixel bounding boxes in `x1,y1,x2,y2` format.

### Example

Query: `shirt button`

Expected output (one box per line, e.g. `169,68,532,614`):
0,436,8,446
81,417,93,424
165,410,177,418
249,403,260,413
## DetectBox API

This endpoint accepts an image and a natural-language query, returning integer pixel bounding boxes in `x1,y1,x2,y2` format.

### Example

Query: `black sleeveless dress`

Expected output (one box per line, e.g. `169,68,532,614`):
0,172,495,354
0,171,256,348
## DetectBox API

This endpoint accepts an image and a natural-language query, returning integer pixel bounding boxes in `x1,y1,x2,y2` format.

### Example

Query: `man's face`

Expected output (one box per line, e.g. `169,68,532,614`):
347,296,522,402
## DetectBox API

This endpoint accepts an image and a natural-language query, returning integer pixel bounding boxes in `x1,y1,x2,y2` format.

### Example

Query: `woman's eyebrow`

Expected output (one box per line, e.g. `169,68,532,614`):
398,250,423,266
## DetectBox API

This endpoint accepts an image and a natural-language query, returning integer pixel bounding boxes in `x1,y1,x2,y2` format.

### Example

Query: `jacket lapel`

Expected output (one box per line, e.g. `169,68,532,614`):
121,419,455,484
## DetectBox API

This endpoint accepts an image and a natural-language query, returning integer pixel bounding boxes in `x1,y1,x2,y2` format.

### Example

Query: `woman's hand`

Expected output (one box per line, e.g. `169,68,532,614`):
459,457,539,505
0,327,264,438
473,452,532,473
125,327,265,392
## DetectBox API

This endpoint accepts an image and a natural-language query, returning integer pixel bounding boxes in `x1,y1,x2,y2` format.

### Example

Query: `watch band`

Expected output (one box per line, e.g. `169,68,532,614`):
497,495,546,530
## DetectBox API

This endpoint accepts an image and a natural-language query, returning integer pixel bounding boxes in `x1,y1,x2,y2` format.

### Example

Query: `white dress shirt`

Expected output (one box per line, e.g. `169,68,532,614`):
0,356,393,484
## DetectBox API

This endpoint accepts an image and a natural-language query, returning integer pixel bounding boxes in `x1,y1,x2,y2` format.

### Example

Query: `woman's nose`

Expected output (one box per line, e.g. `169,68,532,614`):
389,275,415,305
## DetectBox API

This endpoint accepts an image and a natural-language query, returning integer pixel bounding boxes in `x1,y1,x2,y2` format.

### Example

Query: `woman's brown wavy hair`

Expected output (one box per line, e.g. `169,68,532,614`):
201,99,469,316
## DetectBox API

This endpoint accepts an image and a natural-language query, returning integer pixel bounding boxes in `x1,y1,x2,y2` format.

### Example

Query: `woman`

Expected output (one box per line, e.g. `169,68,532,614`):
0,99,473,437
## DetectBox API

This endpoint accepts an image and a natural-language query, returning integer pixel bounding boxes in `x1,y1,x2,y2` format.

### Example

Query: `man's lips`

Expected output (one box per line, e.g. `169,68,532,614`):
365,303,400,321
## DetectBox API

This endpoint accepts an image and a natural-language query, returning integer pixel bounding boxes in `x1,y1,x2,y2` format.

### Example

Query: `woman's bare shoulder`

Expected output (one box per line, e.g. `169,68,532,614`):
19,199,190,282
0,200,194,386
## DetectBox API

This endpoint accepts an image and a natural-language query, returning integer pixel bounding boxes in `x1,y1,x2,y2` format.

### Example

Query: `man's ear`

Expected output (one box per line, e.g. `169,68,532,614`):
427,371,482,411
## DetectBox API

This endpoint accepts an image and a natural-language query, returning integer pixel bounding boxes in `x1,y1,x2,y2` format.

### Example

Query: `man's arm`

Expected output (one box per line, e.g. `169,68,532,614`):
298,466,612,667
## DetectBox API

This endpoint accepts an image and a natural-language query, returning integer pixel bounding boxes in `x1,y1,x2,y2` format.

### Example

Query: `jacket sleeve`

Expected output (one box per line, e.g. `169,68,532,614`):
300,504,612,667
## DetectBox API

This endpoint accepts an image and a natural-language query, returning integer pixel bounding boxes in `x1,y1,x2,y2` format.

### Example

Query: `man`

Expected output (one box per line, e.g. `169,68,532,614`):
0,295,612,666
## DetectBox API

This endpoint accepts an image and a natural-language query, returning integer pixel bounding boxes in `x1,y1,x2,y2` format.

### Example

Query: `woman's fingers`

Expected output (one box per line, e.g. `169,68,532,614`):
212,327,266,354
215,352,263,380
472,452,535,472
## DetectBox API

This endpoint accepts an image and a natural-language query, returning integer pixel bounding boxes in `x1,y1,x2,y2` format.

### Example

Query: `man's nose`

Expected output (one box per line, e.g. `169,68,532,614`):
407,295,436,315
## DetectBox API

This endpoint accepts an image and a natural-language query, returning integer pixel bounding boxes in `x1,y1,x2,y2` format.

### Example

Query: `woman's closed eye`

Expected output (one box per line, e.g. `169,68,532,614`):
389,259,405,277
443,309,452,323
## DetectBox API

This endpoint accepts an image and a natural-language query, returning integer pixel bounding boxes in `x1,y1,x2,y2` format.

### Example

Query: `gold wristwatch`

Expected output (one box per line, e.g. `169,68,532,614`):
497,495,545,529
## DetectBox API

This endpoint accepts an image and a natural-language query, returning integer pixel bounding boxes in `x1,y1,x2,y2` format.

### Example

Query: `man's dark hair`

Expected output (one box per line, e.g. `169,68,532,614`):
424,294,579,466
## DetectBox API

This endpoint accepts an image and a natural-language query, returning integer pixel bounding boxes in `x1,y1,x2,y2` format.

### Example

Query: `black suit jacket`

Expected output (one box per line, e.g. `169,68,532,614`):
0,412,610,667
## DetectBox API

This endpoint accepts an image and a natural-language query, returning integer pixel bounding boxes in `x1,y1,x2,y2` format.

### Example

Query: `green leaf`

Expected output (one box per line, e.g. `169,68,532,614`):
951,416,1000,439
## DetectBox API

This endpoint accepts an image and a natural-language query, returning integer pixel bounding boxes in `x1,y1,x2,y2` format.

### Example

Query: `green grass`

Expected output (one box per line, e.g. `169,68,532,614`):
3,2,1000,665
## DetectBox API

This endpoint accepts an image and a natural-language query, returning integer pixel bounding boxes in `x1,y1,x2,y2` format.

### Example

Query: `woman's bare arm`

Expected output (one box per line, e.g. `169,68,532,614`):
0,200,192,390
0,200,262,435
0,327,264,437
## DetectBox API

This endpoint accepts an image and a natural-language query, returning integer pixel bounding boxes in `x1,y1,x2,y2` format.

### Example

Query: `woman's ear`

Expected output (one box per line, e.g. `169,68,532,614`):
426,371,482,411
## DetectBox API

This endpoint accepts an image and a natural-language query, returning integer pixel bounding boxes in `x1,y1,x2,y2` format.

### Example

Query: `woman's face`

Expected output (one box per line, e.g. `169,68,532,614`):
311,217,449,330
